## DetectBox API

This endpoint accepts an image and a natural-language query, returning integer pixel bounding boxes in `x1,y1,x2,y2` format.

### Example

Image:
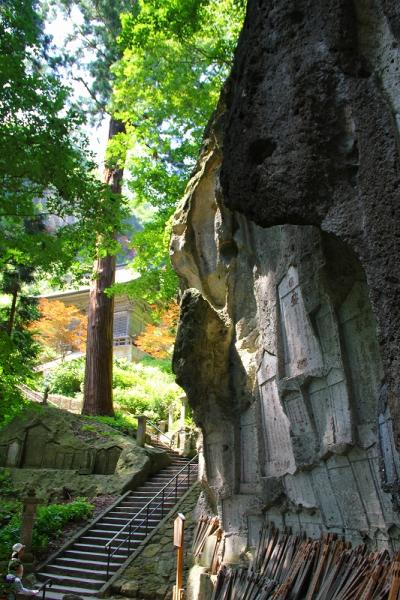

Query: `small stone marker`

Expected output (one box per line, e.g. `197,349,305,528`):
173,513,186,600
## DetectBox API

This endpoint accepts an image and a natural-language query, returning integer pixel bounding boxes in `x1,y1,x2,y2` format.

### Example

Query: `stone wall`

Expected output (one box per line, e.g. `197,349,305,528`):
112,484,200,600
170,4,400,556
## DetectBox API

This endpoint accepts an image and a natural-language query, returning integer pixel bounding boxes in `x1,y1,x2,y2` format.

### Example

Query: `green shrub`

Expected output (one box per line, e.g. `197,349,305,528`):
46,355,182,421
0,497,93,560
48,358,85,397
85,413,137,435
0,469,15,497
112,358,181,420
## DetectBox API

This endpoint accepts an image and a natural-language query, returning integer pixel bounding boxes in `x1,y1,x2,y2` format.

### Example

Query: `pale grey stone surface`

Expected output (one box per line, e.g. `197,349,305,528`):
171,124,400,557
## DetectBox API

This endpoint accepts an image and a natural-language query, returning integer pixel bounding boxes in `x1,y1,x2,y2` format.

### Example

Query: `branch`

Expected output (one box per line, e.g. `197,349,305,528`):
73,76,107,114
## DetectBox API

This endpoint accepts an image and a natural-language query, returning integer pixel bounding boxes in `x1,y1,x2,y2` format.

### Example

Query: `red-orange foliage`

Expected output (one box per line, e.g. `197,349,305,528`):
135,303,179,358
30,298,87,357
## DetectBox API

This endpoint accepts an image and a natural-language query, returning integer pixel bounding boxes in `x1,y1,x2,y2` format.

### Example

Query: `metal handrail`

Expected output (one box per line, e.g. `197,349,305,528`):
104,454,198,578
147,419,174,447
36,577,53,600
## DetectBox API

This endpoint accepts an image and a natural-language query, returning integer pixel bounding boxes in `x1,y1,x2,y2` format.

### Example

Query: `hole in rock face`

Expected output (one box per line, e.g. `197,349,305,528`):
248,138,277,165
289,10,304,24
220,240,238,261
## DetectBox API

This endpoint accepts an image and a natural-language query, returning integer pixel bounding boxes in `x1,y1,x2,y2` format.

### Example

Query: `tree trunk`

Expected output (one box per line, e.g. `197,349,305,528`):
82,118,125,416
6,288,18,336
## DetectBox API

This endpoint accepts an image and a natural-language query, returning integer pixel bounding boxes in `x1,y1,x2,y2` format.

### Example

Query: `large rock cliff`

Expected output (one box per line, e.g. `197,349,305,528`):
171,0,400,561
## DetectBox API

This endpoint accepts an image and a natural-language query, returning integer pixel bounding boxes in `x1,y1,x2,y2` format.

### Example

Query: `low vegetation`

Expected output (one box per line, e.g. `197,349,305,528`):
47,356,182,422
0,470,93,560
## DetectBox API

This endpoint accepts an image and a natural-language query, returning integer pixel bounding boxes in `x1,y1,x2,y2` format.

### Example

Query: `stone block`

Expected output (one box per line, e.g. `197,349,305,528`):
142,545,160,558
121,580,140,597
187,566,214,600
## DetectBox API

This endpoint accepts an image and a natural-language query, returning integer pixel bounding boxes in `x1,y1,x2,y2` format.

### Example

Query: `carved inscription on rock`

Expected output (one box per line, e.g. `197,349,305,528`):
308,369,352,456
6,440,21,467
283,391,317,466
278,267,323,378
21,423,50,468
240,403,258,490
260,378,295,478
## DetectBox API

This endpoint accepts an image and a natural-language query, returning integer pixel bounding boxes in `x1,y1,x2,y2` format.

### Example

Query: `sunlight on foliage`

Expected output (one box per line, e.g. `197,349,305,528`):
110,0,246,304
30,299,87,358
135,303,179,358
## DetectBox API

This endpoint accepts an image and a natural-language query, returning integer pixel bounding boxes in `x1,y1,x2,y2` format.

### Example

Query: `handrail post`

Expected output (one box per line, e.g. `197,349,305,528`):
106,545,111,579
146,506,149,535
128,521,132,555
162,489,165,517
175,475,178,502
188,462,191,489
137,415,147,447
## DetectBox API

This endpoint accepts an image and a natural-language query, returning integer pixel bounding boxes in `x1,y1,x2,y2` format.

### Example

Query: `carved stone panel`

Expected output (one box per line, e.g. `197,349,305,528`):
42,443,58,469
283,391,317,466
378,393,400,502
348,449,386,529
0,445,8,465
284,472,317,509
311,466,343,529
6,440,21,467
260,378,295,477
21,423,50,468
93,446,122,475
308,369,352,455
278,266,323,378
240,403,258,490
315,304,342,368
326,456,369,531
339,282,383,430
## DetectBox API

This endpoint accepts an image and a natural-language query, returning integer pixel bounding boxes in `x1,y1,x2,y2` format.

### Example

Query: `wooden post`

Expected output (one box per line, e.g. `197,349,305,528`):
173,513,186,600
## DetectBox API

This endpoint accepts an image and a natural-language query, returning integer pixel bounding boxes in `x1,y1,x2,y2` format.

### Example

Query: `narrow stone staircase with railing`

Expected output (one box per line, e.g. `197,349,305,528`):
35,437,198,600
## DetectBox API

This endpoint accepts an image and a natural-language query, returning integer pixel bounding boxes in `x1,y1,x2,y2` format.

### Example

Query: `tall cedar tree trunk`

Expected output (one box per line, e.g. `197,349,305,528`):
82,118,125,416
6,287,19,335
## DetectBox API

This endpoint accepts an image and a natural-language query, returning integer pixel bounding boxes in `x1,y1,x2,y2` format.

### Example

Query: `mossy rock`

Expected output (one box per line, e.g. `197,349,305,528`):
0,406,170,500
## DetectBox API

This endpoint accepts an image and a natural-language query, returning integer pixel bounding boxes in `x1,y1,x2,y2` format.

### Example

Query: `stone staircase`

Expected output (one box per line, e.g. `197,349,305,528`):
36,442,198,600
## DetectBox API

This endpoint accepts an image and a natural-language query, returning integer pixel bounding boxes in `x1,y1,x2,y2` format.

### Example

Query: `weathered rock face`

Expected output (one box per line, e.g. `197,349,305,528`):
0,407,169,498
171,1,400,557
220,0,400,445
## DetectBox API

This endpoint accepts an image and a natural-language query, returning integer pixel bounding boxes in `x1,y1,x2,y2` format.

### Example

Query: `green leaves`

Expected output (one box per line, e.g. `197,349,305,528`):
110,0,245,304
0,0,129,417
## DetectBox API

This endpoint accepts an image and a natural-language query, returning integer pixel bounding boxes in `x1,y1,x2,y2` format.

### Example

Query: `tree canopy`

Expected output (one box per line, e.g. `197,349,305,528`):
30,299,87,358
0,0,127,421
110,0,246,304
0,0,127,279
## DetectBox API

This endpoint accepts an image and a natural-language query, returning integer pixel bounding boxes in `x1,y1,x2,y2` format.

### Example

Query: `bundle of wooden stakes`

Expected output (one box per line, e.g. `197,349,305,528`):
192,515,223,574
211,524,400,599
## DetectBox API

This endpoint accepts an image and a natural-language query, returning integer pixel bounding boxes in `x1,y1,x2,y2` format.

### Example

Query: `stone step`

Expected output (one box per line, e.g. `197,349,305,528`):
41,592,97,600
38,582,100,598
37,573,104,591
102,511,168,524
70,544,135,558
42,564,108,581
97,518,159,530
35,453,198,598
64,548,125,563
78,532,146,545
54,556,122,570
88,521,159,537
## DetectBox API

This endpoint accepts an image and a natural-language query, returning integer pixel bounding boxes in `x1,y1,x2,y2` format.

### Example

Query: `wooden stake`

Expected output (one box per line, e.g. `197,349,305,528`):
173,513,186,600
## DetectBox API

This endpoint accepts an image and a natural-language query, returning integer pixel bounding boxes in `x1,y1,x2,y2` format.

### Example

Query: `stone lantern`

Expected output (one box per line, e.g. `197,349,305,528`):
21,488,41,563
